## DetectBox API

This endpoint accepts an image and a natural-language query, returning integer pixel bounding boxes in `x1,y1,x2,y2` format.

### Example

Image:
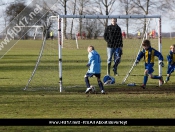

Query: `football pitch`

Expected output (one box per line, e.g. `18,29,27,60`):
0,38,175,131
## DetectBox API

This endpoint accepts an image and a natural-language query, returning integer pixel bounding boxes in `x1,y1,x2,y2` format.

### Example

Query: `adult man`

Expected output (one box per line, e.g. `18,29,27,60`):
104,18,123,76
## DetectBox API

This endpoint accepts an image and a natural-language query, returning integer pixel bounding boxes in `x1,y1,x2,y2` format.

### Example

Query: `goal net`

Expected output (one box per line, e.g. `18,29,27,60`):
24,15,161,92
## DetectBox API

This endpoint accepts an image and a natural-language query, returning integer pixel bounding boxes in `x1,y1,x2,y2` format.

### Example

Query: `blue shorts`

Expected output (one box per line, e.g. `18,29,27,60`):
145,63,154,74
167,64,175,74
85,73,101,78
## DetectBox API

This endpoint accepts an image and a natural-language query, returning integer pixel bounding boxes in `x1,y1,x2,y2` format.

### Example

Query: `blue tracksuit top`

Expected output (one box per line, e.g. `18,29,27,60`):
87,50,101,74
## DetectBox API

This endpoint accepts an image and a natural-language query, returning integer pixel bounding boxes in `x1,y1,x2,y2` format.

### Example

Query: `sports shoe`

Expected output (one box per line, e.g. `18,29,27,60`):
113,70,119,76
140,84,146,89
164,80,168,84
164,78,169,84
85,87,92,94
114,73,119,76
113,69,119,76
159,76,164,85
101,90,105,94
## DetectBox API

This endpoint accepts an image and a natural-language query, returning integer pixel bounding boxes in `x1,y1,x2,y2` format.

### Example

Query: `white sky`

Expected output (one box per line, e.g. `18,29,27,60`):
0,0,174,33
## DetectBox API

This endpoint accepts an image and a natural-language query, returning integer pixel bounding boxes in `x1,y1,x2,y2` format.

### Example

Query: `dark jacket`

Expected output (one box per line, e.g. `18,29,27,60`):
104,24,123,48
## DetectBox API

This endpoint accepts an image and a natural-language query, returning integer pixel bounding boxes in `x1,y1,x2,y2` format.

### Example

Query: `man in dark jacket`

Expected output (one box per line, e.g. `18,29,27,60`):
104,18,123,76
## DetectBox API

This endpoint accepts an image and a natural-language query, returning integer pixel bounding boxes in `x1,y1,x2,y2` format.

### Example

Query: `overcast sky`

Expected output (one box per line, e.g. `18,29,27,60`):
0,0,174,33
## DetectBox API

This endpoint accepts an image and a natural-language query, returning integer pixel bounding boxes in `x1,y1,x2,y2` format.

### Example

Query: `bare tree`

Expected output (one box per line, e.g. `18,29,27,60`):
68,0,77,39
118,0,135,38
76,0,91,39
157,0,175,12
59,0,70,39
5,2,34,39
94,0,116,27
131,0,167,34
83,19,103,39
158,0,175,30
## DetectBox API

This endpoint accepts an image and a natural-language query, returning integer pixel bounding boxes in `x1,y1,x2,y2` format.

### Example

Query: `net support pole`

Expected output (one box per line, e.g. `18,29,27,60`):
34,27,38,40
58,15,63,92
61,18,64,48
75,32,79,49
158,18,162,86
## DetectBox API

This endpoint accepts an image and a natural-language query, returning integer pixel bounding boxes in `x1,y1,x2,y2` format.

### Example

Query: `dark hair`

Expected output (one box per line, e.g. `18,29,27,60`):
111,18,117,21
142,40,151,47
89,45,94,50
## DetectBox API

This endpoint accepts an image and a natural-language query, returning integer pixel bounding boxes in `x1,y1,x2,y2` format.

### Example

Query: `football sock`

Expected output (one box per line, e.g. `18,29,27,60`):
98,81,104,91
143,75,148,85
85,77,90,88
166,76,170,81
151,75,161,79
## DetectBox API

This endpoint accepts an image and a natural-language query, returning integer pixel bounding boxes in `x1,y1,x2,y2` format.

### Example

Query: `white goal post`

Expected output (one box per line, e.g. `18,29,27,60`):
14,25,44,40
57,15,162,92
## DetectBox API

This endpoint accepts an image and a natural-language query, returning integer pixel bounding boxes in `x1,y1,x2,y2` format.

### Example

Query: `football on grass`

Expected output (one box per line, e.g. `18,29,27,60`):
90,85,95,93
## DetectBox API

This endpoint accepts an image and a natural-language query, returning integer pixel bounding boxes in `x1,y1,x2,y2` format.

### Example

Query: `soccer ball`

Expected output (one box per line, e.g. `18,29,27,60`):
90,85,96,93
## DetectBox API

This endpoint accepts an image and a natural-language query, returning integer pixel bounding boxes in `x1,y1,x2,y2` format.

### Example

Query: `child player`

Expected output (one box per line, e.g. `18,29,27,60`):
164,44,175,83
84,46,105,94
135,39,164,89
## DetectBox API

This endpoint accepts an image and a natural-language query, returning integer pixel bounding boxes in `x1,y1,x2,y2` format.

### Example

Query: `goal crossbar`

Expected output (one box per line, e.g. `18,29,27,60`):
59,15,161,19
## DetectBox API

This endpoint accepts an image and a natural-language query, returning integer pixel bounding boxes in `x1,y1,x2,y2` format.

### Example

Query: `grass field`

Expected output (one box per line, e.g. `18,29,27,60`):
0,38,175,131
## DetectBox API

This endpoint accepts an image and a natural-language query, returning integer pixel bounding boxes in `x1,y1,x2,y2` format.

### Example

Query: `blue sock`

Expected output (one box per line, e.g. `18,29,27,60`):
166,76,170,81
143,75,148,85
85,77,90,88
151,75,161,79
98,81,104,91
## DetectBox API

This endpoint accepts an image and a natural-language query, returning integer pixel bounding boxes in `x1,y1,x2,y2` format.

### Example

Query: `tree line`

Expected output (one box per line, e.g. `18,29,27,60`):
0,0,174,39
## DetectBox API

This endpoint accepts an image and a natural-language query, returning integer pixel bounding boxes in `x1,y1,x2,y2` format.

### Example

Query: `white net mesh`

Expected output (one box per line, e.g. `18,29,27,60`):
25,16,160,91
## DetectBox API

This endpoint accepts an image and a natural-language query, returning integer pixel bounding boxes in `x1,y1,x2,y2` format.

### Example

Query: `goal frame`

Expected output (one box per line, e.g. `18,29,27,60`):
14,25,44,40
57,15,162,92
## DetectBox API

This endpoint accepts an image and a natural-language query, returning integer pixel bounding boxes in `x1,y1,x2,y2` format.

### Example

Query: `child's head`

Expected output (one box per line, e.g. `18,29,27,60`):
170,44,175,53
142,40,151,50
87,46,94,52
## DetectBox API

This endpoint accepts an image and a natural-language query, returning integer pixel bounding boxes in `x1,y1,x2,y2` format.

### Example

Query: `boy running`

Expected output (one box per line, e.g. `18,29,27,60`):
84,46,105,94
164,44,175,83
135,40,164,89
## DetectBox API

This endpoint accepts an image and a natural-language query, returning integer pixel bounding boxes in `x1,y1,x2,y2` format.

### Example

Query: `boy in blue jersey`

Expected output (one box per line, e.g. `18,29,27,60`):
84,46,105,94
135,40,164,89
164,44,175,83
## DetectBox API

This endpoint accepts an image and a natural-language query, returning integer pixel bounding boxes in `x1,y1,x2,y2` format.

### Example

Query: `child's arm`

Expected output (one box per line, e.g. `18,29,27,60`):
135,50,144,65
167,52,173,65
154,50,164,67
87,52,93,66
154,50,163,61
136,50,144,61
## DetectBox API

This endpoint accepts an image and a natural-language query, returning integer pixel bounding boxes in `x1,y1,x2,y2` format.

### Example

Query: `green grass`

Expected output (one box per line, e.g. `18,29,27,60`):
0,38,175,131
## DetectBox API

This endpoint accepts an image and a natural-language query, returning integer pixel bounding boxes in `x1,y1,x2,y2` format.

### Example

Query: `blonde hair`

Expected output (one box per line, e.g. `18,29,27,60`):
170,44,175,49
